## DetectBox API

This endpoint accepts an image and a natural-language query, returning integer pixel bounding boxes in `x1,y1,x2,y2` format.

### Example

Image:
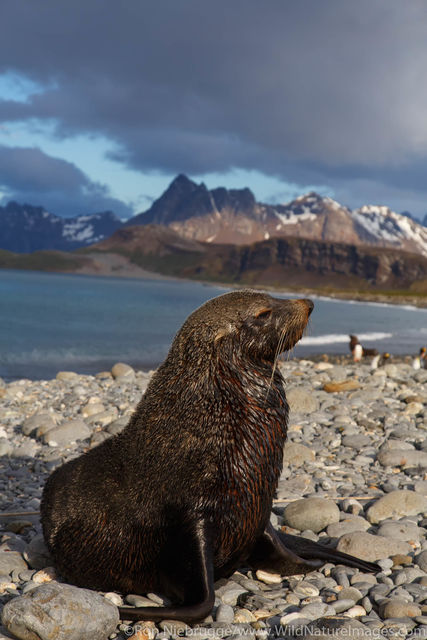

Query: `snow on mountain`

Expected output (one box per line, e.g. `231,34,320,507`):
352,205,427,257
0,202,123,253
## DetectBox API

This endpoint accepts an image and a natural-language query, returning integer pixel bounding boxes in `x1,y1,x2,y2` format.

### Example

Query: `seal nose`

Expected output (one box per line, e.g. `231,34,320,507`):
302,299,314,316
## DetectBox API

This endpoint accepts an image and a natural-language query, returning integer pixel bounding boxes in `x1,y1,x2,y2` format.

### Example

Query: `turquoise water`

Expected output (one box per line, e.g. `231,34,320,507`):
1,269,426,380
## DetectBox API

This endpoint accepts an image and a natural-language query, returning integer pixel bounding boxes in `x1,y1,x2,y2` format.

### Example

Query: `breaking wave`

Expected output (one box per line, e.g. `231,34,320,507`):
300,332,392,346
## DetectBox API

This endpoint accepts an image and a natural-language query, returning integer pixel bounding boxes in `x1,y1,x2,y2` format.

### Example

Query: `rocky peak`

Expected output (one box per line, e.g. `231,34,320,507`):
211,186,257,213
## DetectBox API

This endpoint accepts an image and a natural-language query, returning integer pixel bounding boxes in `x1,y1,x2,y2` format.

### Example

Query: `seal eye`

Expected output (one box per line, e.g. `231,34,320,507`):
255,308,272,319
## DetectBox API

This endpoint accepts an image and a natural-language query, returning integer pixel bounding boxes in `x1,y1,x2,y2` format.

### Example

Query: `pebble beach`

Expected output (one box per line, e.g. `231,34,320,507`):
0,358,427,640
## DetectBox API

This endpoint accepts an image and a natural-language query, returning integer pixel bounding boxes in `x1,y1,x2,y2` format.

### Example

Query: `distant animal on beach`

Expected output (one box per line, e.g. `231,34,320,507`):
41,290,379,623
370,352,391,370
412,347,426,370
349,334,378,362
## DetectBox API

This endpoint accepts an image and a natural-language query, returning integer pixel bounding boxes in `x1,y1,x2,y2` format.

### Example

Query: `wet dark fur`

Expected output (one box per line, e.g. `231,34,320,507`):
41,291,378,622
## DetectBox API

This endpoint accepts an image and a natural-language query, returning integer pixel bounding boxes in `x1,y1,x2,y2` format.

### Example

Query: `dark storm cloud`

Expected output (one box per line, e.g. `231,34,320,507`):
1,0,427,213
0,146,132,218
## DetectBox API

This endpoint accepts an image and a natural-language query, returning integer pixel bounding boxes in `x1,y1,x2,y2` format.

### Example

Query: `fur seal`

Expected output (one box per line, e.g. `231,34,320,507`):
41,291,379,622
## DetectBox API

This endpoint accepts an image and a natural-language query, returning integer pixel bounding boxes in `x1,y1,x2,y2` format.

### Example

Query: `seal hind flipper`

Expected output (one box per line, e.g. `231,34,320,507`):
248,523,380,576
275,528,380,574
248,522,324,575
118,520,215,623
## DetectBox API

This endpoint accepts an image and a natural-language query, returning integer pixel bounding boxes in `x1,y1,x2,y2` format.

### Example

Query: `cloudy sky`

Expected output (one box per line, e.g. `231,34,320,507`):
1,0,427,219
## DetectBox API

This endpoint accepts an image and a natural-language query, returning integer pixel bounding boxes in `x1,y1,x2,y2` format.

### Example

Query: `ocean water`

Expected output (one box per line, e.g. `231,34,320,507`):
1,269,426,380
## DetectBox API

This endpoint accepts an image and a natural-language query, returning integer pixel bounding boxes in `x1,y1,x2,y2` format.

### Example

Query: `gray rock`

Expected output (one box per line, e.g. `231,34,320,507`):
85,408,118,426
337,587,363,602
377,521,421,541
125,594,160,607
283,498,340,533
1,533,27,552
0,439,12,456
23,536,52,570
380,439,415,451
41,419,91,447
55,371,79,382
292,580,320,597
0,552,27,575
22,412,56,437
332,599,357,613
329,366,348,382
286,388,318,414
111,362,135,379
326,516,370,537
366,490,427,523
307,617,368,639
377,450,427,468
221,587,248,606
393,567,425,585
379,599,422,618
342,434,371,449
415,550,427,572
337,532,411,561
11,441,39,458
383,364,398,378
216,604,235,623
1,581,119,640
283,443,315,467
414,370,427,384
106,417,128,435
299,602,333,620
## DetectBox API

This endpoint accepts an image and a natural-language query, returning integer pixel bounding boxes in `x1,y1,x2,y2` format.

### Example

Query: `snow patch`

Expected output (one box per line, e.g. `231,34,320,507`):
62,220,96,242
352,205,427,255
275,208,317,225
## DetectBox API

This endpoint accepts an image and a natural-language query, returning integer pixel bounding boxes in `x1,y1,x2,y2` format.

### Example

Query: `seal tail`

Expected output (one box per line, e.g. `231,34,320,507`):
278,531,380,574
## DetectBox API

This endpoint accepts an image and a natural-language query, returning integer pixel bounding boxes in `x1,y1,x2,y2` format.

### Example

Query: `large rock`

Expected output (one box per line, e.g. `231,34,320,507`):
1,581,119,640
41,419,91,447
283,498,339,533
0,552,27,575
337,532,411,561
286,388,318,414
111,362,135,380
379,599,422,619
377,450,427,468
55,371,78,382
283,443,315,467
326,515,370,538
377,521,421,541
21,412,56,437
366,490,427,523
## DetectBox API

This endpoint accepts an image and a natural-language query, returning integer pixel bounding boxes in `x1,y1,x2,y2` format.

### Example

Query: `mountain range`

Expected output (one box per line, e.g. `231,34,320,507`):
128,175,427,257
0,201,123,253
1,175,427,258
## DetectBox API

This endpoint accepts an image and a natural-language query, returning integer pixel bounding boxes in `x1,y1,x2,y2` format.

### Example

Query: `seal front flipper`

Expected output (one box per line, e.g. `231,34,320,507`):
118,520,215,623
248,523,380,576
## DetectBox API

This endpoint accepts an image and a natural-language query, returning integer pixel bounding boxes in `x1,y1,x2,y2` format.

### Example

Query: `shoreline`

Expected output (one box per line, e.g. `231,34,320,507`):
1,353,422,385
2,263,427,309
